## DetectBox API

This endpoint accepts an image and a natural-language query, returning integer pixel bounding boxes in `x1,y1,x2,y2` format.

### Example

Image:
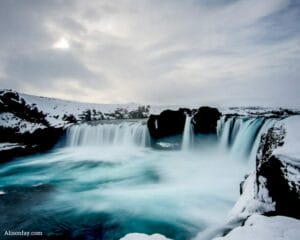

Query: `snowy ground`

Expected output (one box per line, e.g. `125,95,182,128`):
119,214,300,240
214,214,300,240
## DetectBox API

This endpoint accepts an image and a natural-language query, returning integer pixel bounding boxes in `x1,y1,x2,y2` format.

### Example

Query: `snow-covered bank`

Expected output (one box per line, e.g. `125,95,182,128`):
214,214,300,240
119,215,300,240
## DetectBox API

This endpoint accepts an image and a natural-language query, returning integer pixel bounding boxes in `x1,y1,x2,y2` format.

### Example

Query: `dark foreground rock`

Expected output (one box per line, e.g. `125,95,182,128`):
0,127,65,163
192,106,222,134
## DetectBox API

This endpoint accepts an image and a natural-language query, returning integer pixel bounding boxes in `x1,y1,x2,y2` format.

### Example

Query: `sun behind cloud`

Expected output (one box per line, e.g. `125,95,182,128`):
53,37,70,50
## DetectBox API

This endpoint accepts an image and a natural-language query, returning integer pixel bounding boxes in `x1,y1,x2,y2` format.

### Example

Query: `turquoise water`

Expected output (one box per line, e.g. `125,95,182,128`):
0,135,249,240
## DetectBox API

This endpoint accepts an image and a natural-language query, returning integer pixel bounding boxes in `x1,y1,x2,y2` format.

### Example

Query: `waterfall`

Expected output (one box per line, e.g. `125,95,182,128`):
66,121,151,147
181,115,194,150
217,116,278,161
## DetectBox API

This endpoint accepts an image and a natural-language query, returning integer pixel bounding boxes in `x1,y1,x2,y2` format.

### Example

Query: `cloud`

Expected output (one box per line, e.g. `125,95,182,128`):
0,0,299,106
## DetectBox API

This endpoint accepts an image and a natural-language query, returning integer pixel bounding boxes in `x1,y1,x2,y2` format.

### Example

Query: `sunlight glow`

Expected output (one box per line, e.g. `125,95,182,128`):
53,38,70,50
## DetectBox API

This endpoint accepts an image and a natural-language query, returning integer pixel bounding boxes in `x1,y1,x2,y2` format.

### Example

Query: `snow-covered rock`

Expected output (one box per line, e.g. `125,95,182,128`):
229,115,300,223
120,233,171,240
214,214,300,240
0,90,65,162
0,112,46,133
228,172,275,221
273,116,300,166
256,116,300,219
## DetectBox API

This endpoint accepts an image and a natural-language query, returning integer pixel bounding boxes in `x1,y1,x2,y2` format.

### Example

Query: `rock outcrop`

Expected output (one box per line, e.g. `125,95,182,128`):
192,106,222,134
0,90,65,163
256,122,300,219
147,108,191,139
147,107,221,139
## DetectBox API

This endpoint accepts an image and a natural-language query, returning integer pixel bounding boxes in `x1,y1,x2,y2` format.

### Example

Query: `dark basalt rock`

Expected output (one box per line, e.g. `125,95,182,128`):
0,90,65,163
147,108,191,139
258,156,300,219
256,126,300,219
0,90,50,127
193,106,222,134
0,127,65,163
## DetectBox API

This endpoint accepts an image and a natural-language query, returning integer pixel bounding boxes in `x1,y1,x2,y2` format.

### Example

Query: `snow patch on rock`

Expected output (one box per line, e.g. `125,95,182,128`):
0,112,46,133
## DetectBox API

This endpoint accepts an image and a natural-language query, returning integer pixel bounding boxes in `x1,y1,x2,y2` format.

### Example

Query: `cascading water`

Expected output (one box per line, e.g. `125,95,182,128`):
0,116,280,240
217,116,278,162
181,115,194,150
66,121,151,148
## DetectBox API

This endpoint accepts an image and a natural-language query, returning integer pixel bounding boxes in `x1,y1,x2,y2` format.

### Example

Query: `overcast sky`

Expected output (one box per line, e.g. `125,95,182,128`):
0,0,300,107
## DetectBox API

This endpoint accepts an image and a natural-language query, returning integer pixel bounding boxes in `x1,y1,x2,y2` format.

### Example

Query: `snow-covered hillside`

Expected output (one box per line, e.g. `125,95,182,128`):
2,89,299,129
20,92,151,127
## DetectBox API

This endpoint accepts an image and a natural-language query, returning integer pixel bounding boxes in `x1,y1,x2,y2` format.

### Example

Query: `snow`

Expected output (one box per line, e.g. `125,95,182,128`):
219,107,300,116
214,214,300,240
20,93,153,127
119,214,300,240
271,116,300,193
228,173,275,221
0,142,25,151
0,112,46,133
119,233,171,240
21,93,139,124
274,116,300,165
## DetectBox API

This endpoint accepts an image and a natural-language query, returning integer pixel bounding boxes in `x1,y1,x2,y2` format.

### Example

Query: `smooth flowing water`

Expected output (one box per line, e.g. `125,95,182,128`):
181,116,194,151
0,117,278,240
